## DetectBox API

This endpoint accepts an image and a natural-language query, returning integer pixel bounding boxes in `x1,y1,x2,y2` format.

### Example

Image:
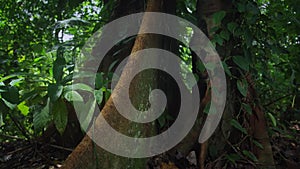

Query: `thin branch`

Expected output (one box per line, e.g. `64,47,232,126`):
263,93,293,107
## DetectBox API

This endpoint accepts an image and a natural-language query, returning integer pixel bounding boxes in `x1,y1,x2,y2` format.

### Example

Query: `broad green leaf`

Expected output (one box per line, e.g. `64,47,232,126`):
17,101,29,116
2,99,16,110
230,119,247,134
94,89,103,104
227,22,238,33
267,112,277,127
95,73,104,89
242,150,258,162
233,56,249,71
212,35,224,46
52,99,68,135
53,56,66,83
212,11,226,24
220,30,230,41
104,89,111,102
1,86,19,104
64,91,83,102
48,83,63,102
237,80,248,97
242,103,252,114
33,99,50,132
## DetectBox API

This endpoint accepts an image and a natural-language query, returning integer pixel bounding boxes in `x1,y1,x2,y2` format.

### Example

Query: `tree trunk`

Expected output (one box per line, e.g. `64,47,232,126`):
62,0,163,168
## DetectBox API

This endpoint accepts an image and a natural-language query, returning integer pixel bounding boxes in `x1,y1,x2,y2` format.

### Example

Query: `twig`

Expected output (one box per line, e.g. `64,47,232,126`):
7,145,31,155
48,144,74,152
263,93,293,107
0,134,26,140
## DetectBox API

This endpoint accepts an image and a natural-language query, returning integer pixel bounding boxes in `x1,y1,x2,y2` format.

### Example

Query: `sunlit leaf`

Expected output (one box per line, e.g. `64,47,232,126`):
17,101,29,116
267,112,277,127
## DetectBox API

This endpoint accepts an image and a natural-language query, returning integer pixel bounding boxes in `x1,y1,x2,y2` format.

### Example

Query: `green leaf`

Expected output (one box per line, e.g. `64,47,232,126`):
157,114,166,128
227,22,238,34
53,56,66,83
212,11,226,24
196,60,205,73
237,80,248,97
0,112,3,127
204,101,211,114
220,30,230,41
267,112,277,127
48,83,63,102
237,3,246,12
246,2,260,15
252,139,264,149
52,99,68,135
226,153,241,164
242,150,258,162
2,86,19,104
233,56,249,71
95,73,104,89
94,89,103,104
244,28,253,48
104,89,111,102
33,44,44,54
33,99,50,132
222,61,232,77
212,35,224,46
2,99,16,110
9,78,24,86
64,91,83,102
230,119,247,134
242,103,252,114
17,101,29,116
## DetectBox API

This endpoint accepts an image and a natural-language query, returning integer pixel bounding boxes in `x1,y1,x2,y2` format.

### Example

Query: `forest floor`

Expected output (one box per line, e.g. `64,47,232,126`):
0,122,299,169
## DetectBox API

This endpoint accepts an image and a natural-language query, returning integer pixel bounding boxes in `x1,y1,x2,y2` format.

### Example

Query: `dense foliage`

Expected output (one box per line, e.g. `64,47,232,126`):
0,0,299,167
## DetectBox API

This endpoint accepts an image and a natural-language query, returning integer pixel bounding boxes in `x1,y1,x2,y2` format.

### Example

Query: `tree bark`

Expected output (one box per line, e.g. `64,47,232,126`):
62,0,163,168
